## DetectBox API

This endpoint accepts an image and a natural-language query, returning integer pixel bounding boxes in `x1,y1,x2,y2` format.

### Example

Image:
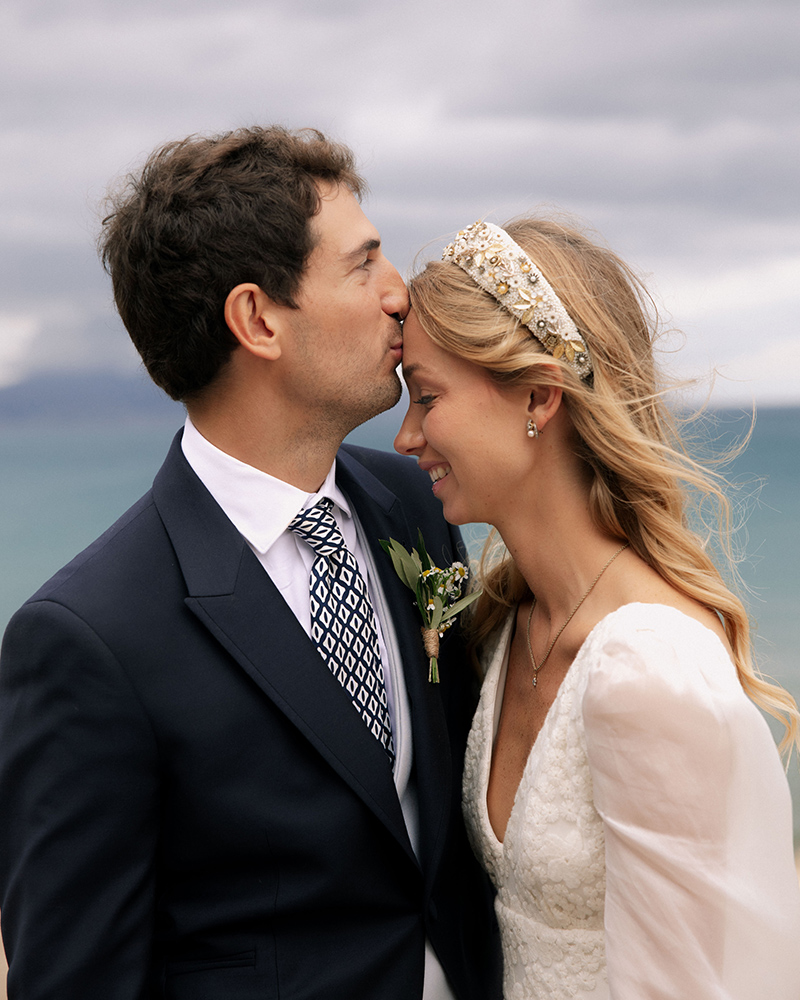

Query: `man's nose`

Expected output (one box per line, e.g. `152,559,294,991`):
381,260,409,320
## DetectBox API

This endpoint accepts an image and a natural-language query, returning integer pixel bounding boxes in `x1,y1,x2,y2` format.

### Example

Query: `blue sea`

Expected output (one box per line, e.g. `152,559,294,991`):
1,406,799,837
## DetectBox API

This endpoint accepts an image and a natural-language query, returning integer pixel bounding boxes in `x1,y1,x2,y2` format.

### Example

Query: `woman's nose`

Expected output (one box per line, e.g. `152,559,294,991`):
394,407,425,456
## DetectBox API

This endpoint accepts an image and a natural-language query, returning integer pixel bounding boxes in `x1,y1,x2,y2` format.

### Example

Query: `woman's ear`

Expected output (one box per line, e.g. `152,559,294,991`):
526,378,563,434
224,283,284,361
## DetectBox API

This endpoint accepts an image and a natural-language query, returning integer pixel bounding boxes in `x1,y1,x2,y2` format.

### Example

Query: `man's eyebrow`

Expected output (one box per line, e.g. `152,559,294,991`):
341,237,381,264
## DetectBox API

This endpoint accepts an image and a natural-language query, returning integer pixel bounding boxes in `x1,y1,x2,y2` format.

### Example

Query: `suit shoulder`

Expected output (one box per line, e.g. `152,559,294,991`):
338,444,463,560
339,444,431,496
24,489,162,607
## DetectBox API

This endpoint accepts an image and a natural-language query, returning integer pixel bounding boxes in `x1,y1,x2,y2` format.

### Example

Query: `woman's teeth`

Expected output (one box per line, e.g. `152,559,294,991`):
429,465,450,483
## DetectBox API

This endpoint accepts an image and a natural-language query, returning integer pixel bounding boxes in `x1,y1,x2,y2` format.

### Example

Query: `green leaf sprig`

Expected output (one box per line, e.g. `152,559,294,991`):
379,530,481,682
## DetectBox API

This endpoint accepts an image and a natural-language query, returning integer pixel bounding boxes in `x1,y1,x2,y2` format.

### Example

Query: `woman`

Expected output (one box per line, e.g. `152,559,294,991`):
394,218,800,999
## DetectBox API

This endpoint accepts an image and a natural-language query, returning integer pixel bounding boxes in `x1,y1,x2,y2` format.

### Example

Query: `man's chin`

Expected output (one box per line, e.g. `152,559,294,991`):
351,373,403,427
325,374,403,445
377,373,403,414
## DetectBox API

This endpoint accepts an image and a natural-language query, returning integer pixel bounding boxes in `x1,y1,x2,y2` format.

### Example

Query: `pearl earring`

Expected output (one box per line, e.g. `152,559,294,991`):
526,420,539,439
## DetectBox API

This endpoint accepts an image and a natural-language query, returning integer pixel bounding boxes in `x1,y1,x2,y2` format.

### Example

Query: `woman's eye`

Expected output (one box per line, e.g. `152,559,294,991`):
413,394,435,406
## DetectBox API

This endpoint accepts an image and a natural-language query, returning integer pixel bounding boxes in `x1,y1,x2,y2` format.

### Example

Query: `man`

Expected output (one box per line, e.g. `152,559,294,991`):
0,127,500,999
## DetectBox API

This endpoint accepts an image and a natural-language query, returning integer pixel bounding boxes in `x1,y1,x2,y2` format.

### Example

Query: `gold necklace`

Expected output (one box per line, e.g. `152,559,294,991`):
526,542,628,688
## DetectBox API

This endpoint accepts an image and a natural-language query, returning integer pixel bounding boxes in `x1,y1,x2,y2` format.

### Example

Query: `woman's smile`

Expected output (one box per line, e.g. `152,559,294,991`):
429,464,451,487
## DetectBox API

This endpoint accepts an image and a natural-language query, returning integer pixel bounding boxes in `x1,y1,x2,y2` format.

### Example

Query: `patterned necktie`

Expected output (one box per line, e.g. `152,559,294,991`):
289,499,395,767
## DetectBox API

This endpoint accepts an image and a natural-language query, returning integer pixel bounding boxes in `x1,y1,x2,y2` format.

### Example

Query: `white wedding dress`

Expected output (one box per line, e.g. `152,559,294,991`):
463,603,800,999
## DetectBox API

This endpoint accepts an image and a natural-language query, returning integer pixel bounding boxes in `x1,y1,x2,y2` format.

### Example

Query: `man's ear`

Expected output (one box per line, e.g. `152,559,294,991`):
224,283,285,361
526,377,563,433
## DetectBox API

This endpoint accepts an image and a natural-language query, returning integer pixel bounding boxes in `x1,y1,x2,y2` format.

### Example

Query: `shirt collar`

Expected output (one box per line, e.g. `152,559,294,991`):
181,416,352,555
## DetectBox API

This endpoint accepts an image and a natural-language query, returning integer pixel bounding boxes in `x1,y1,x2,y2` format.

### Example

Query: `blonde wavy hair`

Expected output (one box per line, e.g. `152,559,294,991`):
409,216,799,757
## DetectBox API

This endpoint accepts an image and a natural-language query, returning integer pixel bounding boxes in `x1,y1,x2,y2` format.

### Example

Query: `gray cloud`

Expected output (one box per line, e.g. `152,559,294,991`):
1,0,798,402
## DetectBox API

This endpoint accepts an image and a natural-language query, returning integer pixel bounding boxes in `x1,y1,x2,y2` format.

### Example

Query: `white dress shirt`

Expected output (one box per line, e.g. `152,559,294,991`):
181,417,455,1000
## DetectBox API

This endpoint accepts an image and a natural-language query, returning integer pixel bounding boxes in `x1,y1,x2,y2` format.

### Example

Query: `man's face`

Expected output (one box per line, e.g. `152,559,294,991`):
281,182,408,437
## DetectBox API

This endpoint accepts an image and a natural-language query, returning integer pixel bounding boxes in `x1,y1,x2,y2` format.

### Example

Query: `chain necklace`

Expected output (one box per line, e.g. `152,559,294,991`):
526,542,628,688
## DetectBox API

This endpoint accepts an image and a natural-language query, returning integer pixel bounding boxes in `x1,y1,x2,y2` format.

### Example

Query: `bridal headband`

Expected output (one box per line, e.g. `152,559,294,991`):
442,221,593,380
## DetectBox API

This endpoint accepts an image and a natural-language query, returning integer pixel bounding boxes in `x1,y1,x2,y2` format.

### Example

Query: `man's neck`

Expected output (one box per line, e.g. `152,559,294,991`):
186,405,341,493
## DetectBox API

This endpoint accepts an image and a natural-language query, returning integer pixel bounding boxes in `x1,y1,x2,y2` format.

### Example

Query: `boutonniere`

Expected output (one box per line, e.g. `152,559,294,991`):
380,531,481,682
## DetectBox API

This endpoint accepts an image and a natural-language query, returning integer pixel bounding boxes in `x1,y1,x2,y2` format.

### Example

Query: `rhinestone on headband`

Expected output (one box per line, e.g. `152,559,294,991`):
442,221,592,379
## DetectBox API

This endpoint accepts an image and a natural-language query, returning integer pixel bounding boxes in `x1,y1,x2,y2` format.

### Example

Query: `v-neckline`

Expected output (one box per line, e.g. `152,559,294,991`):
483,610,591,850
476,601,735,854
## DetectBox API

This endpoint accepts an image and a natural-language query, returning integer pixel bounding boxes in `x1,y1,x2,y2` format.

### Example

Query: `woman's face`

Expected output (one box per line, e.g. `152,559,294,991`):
394,311,531,526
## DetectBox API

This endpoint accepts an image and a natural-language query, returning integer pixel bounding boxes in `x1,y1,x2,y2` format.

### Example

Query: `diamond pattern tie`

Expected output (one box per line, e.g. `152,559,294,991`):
289,499,395,767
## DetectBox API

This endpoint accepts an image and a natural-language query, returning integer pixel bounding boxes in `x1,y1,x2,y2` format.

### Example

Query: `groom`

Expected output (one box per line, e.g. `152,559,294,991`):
0,127,500,999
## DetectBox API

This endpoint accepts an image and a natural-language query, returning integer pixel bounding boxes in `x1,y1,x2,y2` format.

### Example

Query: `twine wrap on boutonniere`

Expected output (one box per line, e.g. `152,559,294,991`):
380,531,482,682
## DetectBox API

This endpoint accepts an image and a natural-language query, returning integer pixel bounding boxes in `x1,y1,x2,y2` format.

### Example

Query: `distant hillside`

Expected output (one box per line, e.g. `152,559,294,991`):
0,370,402,452
0,371,184,425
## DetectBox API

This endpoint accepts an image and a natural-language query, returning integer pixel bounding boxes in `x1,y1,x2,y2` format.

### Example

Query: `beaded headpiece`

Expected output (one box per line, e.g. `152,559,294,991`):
442,220,593,380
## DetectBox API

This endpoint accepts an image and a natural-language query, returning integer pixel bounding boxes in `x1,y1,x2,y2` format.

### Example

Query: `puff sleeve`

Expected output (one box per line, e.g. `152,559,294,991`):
582,605,800,1000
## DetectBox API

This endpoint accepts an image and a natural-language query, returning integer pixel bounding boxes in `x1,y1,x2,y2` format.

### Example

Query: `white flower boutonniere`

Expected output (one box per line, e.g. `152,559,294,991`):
380,531,481,682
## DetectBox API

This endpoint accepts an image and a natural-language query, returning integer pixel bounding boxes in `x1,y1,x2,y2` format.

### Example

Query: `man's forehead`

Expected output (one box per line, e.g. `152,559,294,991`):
311,183,380,260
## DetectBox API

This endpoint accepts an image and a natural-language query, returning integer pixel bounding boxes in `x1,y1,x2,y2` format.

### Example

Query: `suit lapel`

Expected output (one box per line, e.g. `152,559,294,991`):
151,434,414,863
336,449,454,886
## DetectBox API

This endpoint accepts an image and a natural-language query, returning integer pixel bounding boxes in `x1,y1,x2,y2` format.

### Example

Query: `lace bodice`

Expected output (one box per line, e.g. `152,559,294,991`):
463,603,800,1000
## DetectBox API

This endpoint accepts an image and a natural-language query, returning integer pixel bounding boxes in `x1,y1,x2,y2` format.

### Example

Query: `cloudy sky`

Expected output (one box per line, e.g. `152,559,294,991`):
2,0,798,405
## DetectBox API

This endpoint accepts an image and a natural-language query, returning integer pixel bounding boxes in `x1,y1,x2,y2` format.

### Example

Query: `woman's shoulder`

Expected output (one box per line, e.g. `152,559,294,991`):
588,602,729,657
580,602,748,732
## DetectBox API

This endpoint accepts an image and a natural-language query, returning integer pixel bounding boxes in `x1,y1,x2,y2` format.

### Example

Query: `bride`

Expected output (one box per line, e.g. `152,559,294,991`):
394,218,800,998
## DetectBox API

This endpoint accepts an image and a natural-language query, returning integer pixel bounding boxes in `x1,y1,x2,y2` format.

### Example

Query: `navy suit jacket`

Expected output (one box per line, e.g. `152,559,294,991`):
0,433,500,1000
